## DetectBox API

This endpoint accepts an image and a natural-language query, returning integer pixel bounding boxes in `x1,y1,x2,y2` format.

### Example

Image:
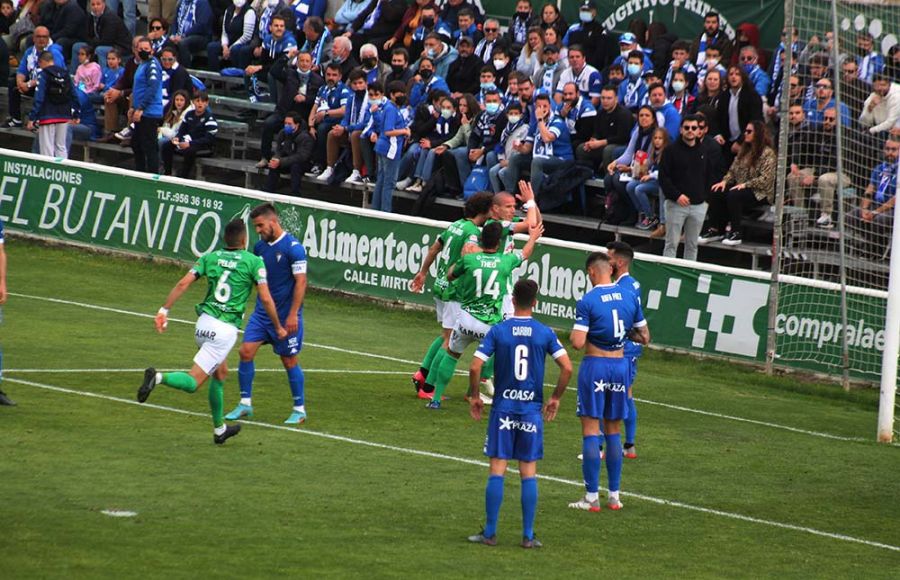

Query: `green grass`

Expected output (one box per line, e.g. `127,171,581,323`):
2,240,899,578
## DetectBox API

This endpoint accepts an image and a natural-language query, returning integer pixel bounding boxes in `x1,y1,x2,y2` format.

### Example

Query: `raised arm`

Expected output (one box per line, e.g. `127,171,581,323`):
411,239,443,292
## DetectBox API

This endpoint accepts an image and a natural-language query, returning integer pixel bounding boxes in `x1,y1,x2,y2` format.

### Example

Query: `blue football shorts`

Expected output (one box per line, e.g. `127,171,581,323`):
576,356,630,420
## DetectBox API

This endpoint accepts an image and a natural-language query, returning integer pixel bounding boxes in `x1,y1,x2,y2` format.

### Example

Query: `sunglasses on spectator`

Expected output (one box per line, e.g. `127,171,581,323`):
816,83,831,89
484,27,498,32
740,56,754,62
683,125,698,131
150,25,163,30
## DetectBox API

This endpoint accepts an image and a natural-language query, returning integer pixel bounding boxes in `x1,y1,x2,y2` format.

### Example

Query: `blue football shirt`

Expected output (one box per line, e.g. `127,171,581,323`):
475,316,567,413
617,273,644,359
573,283,646,351
253,232,307,317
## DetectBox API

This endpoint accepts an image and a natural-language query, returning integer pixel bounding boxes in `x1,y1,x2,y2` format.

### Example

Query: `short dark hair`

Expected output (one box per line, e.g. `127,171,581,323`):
463,191,494,218
705,11,719,20
192,90,209,102
601,84,618,95
391,47,409,61
458,7,475,18
250,202,278,219
224,219,247,248
507,71,527,84
480,64,496,75
429,88,448,103
672,40,691,53
160,46,178,58
368,80,384,94
873,73,891,84
284,110,301,123
648,81,665,94
506,101,522,113
386,80,407,95
585,251,610,270
627,50,644,61
512,279,539,308
483,88,500,99
38,50,55,63
535,93,552,105
568,44,585,57
681,113,703,126
608,63,624,73
348,69,367,83
325,61,343,74
480,221,503,250
606,240,634,263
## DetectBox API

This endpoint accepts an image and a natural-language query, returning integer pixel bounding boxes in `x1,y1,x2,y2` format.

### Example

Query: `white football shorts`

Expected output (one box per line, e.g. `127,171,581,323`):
448,309,492,355
435,298,461,330
193,313,239,375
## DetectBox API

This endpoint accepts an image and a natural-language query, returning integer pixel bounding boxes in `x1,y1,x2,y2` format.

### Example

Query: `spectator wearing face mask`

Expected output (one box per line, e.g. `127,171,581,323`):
561,0,617,73
409,56,449,110
385,46,415,86
371,80,412,212
414,31,458,80
264,111,315,195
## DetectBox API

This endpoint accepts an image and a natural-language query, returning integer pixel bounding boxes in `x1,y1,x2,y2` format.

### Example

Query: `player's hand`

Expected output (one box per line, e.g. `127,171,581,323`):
284,314,299,336
410,271,426,293
528,222,544,240
469,395,484,421
155,312,168,333
275,325,288,340
516,180,534,203
543,397,560,421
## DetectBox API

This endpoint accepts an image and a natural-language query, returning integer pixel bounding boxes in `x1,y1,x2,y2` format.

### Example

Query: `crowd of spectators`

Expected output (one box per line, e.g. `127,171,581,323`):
2,0,899,258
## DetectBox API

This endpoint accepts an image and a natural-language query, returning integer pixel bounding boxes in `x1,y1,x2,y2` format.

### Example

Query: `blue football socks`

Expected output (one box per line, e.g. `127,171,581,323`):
286,364,305,407
521,477,538,541
605,433,623,492
238,360,255,399
624,398,637,446
484,475,505,538
582,435,602,494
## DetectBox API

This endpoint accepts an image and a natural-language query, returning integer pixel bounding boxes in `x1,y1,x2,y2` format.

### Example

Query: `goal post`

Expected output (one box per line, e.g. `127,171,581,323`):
877,156,900,443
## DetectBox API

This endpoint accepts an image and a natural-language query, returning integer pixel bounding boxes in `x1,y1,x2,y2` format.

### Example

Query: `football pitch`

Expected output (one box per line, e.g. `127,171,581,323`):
2,240,899,578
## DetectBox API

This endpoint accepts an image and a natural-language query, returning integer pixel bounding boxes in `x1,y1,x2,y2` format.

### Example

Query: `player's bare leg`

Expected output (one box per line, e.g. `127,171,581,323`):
603,418,624,509
569,417,602,512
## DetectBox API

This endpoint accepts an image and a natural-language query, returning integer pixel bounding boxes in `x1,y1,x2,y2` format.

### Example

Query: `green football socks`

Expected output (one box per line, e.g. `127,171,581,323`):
208,378,224,429
430,350,460,402
420,336,444,373
162,372,198,393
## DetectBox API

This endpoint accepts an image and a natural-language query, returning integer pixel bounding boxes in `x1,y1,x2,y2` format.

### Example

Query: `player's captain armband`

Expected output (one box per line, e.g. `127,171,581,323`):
292,260,308,275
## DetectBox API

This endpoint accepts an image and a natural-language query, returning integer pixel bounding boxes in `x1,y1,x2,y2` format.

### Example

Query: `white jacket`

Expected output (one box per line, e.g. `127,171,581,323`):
859,82,900,133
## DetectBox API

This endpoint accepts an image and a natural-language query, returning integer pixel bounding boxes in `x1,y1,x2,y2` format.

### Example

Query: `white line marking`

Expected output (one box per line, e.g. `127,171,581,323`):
9,292,424,366
8,292,888,446
101,510,138,518
8,376,900,554
5,369,411,375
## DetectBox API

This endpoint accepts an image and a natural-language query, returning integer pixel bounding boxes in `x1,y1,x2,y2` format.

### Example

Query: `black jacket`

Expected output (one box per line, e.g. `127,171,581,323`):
716,86,763,143
789,125,838,175
592,104,634,146
565,21,617,73
446,53,480,95
273,122,315,167
350,0,406,39
278,69,324,117
659,137,710,204
86,8,131,54
41,0,86,41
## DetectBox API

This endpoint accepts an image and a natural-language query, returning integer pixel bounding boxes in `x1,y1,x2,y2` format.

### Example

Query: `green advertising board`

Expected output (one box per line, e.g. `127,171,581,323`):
0,149,886,380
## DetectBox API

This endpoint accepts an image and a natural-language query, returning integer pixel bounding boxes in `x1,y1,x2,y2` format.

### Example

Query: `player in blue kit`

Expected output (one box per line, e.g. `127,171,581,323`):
225,203,309,424
607,241,642,459
467,279,572,548
569,252,649,512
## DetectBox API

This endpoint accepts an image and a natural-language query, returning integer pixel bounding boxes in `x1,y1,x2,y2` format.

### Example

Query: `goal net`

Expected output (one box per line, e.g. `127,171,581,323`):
772,0,897,398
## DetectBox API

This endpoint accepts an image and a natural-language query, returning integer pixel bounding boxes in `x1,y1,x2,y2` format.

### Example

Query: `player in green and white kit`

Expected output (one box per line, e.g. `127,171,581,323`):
137,220,286,444
425,220,543,408
410,192,494,400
